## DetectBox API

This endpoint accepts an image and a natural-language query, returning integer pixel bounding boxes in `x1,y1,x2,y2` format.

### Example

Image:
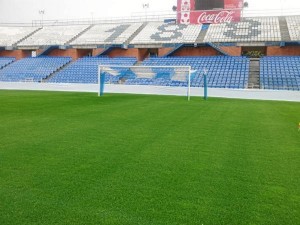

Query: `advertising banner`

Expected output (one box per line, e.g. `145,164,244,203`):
177,0,243,24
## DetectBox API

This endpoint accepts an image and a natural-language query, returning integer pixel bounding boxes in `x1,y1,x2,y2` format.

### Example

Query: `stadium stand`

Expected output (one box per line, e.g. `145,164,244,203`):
0,57,71,82
131,22,201,45
204,17,282,42
70,23,143,46
0,57,15,69
0,26,40,47
48,57,137,83
260,56,300,91
125,56,249,89
0,16,297,49
0,15,299,92
286,16,300,41
18,25,90,47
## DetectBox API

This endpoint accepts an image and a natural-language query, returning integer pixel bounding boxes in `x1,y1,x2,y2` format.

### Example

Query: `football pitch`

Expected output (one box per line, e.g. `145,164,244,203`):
0,90,299,225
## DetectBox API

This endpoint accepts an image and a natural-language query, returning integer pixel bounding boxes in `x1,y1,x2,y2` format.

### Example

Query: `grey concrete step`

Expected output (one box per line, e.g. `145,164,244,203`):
248,58,260,89
196,29,208,43
278,17,291,42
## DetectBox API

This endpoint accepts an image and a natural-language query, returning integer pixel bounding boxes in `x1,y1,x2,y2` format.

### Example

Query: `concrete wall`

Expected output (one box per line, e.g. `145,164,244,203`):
172,47,219,56
3,46,298,61
220,46,242,56
0,50,31,59
158,46,242,57
158,48,174,57
48,49,92,60
1,82,299,102
108,48,138,59
138,49,150,61
267,46,300,56
107,48,149,61
92,48,105,56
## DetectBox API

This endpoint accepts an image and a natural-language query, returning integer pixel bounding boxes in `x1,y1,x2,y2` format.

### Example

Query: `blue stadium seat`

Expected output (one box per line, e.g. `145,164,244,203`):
48,57,137,84
125,56,249,89
0,57,15,69
260,56,300,91
0,57,71,82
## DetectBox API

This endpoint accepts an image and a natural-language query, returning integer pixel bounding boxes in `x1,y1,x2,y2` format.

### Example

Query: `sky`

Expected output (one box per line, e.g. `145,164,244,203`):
0,0,299,23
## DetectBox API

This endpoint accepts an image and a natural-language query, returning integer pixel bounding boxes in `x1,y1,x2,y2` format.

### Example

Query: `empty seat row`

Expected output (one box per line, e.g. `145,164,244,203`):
18,25,90,47
0,56,250,89
0,57,71,82
71,23,143,46
204,17,282,43
121,56,249,89
0,26,39,47
2,56,300,91
286,16,300,41
131,22,201,44
0,16,299,47
48,57,137,84
260,56,300,91
0,57,15,69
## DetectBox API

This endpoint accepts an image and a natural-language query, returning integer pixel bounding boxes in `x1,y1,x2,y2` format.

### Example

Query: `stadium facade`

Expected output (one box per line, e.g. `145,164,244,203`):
0,2,299,96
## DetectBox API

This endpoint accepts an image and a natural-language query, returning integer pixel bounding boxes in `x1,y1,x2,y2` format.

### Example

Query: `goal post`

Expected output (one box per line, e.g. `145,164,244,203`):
98,65,193,100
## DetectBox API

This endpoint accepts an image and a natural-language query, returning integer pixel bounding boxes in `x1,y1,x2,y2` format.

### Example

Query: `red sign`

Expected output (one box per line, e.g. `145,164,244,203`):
193,9,241,24
177,0,243,24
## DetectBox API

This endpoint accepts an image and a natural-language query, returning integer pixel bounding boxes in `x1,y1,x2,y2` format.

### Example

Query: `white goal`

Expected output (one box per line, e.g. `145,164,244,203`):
98,65,192,100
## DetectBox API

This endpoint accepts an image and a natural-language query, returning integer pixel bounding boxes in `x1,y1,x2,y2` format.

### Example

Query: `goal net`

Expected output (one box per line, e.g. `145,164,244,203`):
98,65,192,100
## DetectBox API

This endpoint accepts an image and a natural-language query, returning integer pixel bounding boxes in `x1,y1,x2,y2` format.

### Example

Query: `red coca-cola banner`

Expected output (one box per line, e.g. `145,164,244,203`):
177,0,243,24
193,9,241,24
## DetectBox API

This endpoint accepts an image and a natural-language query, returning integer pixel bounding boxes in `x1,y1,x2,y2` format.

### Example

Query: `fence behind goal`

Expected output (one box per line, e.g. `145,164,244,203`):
98,65,193,100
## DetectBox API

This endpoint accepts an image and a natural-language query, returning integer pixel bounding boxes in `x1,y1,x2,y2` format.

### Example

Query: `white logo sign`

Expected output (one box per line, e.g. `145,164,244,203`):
197,11,235,24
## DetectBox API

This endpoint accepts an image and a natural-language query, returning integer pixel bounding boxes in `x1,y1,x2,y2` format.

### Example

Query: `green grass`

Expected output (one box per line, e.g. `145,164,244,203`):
0,90,299,225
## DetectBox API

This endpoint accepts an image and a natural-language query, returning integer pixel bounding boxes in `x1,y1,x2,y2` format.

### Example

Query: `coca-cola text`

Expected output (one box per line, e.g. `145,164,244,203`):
197,11,235,24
